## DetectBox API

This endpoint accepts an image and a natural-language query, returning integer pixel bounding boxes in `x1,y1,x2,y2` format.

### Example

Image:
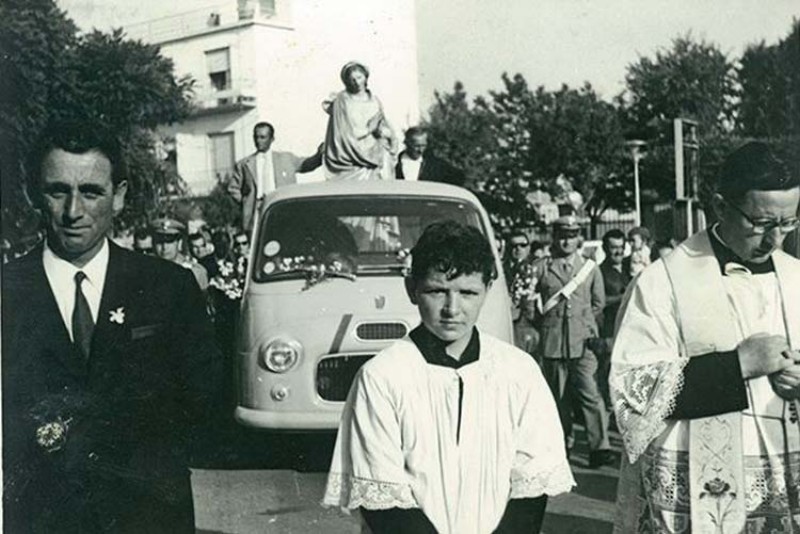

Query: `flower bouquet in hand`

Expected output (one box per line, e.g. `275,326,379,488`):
509,262,539,322
209,257,247,301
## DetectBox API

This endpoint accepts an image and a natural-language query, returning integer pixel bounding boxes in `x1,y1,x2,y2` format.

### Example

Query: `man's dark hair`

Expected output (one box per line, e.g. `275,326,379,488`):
506,228,529,243
411,221,496,284
253,121,275,137
404,126,427,141
602,229,626,250
27,120,125,202
212,230,232,259
717,141,798,203
188,232,205,243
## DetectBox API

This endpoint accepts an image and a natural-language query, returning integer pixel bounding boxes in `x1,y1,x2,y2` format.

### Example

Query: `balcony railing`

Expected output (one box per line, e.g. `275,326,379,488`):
191,87,257,116
124,1,288,44
125,4,238,44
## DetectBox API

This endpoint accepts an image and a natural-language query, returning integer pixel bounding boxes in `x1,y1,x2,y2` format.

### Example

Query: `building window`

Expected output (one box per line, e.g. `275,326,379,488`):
259,0,276,16
209,132,235,183
206,48,231,92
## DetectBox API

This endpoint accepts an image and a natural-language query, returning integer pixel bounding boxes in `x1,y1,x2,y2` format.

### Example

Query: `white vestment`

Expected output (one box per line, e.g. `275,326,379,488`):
323,332,574,534
610,230,800,533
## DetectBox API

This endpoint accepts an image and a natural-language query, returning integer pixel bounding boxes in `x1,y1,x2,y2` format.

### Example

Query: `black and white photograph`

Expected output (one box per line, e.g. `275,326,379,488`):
2,0,800,532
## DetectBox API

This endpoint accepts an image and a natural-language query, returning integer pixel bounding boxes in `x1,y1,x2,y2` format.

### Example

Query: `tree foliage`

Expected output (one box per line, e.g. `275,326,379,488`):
425,75,627,235
620,35,737,139
618,35,738,202
0,0,78,240
737,20,800,138
0,0,194,240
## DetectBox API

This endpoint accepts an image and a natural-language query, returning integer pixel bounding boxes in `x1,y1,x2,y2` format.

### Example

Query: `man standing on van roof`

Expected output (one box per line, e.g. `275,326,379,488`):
532,215,613,468
324,221,573,534
227,121,322,232
395,127,466,186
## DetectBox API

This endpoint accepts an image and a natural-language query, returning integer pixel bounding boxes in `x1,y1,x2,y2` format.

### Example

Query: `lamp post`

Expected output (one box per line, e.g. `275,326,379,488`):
625,140,647,227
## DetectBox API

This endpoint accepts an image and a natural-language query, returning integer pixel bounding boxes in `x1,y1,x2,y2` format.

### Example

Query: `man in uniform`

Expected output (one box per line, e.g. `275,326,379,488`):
611,142,800,532
152,217,209,291
532,215,613,468
2,123,221,532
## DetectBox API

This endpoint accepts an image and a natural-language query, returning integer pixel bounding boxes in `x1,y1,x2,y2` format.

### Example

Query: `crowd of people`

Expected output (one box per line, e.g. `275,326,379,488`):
499,141,800,533
3,57,800,533
502,221,677,450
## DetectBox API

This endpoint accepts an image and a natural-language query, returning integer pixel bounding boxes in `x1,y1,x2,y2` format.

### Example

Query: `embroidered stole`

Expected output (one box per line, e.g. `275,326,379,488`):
662,232,800,533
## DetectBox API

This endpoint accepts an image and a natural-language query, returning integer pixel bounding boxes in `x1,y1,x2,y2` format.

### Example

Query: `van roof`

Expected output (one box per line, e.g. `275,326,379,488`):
263,180,481,205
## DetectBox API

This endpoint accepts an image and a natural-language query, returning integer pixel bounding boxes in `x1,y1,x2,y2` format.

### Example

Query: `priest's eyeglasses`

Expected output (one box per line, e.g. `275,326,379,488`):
724,199,800,235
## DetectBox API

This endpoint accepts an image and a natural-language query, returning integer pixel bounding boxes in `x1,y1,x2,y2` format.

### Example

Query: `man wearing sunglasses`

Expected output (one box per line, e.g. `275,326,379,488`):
611,142,800,532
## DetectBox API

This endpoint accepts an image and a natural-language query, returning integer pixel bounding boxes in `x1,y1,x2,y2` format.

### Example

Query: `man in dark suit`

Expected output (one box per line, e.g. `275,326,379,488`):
2,123,221,533
227,121,322,232
395,127,466,186
597,228,632,410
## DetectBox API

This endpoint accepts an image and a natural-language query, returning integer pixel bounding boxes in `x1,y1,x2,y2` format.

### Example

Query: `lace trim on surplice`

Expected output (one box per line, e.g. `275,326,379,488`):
611,358,689,462
323,472,418,510
510,461,576,498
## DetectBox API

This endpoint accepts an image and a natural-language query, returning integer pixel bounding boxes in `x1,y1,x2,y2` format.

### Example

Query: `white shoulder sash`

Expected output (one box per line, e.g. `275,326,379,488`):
540,258,596,314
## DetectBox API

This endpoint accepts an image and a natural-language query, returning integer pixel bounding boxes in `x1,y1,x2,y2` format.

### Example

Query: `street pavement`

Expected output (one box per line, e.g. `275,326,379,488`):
191,423,621,533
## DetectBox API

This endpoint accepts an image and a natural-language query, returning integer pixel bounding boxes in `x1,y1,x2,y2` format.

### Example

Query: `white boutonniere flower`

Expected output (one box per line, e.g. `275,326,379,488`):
109,307,125,324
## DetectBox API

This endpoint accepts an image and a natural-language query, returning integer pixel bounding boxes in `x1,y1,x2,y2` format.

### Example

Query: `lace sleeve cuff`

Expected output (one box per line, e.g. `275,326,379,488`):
323,472,418,510
509,462,576,499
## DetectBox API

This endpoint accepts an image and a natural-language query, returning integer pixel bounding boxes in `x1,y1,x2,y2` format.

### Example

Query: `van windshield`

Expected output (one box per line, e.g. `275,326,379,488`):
253,196,485,282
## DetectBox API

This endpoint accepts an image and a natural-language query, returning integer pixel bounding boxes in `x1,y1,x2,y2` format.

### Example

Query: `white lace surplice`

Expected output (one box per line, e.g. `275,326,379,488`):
610,238,800,533
323,333,574,534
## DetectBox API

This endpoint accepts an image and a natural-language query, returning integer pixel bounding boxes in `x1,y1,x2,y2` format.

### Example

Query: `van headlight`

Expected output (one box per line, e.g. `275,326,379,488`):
260,338,302,373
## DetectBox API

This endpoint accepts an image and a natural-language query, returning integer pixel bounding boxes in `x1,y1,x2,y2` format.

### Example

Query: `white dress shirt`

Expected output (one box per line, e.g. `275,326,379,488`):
255,150,276,198
400,153,423,181
43,239,109,341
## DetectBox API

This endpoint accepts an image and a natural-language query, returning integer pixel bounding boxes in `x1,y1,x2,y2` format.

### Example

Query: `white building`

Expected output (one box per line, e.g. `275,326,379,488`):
122,0,420,194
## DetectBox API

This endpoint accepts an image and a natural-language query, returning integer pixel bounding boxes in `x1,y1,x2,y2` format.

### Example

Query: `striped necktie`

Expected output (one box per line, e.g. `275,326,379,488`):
72,271,94,360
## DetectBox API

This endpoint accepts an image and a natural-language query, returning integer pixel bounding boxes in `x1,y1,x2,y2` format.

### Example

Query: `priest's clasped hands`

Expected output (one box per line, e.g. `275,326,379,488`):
737,333,800,400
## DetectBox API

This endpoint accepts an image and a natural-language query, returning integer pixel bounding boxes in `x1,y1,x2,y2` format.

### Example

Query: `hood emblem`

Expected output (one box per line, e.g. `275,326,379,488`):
374,295,386,309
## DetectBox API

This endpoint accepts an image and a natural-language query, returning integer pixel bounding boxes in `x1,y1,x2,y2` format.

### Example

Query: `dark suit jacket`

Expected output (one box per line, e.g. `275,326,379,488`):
395,151,466,186
599,260,632,339
227,149,322,232
2,243,221,533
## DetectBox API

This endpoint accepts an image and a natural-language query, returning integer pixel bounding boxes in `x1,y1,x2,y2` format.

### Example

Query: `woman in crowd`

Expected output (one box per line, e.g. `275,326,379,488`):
322,61,397,181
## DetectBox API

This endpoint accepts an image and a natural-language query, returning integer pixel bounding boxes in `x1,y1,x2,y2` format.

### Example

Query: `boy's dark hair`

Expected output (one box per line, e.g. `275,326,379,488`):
27,120,125,203
717,141,797,203
411,221,496,284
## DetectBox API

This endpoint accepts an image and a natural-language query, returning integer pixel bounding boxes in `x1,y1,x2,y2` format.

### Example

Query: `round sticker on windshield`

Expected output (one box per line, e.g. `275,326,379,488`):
263,240,281,257
263,261,276,274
